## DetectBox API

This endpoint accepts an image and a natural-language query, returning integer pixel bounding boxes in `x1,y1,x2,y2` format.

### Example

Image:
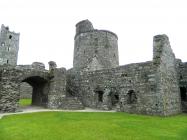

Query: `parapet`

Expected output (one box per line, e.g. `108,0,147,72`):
75,20,118,40
32,62,45,70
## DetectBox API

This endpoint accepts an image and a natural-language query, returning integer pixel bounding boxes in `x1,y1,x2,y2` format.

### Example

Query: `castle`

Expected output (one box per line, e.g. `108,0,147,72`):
0,20,186,116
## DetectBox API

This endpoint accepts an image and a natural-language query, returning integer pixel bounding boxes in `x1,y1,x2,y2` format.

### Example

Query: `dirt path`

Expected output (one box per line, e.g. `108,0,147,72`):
0,106,116,119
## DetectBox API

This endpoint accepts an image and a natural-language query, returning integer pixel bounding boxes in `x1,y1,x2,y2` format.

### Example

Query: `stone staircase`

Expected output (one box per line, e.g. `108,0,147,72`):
60,97,84,110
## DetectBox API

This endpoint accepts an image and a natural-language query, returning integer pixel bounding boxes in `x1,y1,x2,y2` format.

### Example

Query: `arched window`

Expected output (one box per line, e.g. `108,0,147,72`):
127,90,137,104
95,90,104,102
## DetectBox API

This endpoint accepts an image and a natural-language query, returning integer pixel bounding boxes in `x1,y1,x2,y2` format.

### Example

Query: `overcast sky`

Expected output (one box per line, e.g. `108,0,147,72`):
0,0,187,69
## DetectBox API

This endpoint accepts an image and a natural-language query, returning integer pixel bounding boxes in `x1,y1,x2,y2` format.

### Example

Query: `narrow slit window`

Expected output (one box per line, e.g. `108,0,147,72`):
9,35,12,39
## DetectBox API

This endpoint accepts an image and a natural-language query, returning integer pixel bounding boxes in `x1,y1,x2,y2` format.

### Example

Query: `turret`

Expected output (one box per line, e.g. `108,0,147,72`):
0,24,20,66
73,20,119,71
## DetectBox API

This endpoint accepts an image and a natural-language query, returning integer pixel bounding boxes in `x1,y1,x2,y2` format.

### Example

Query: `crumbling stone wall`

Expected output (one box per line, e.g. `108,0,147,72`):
47,67,84,109
0,66,21,112
67,34,182,116
0,63,83,113
0,64,57,112
19,62,46,99
0,21,184,116
153,35,181,116
47,68,67,108
67,62,162,115
177,60,187,112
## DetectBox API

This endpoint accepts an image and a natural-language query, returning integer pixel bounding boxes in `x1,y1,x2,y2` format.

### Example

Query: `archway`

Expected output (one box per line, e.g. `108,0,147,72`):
95,90,104,103
127,90,137,104
180,87,187,102
180,87,187,112
20,76,49,107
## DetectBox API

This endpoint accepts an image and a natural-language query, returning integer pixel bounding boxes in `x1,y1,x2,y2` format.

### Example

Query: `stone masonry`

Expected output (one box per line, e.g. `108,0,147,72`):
0,20,186,116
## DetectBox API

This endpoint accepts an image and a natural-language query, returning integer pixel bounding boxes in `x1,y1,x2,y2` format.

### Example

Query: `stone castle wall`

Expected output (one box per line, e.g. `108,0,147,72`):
67,62,161,115
47,68,67,108
153,35,181,116
177,61,187,112
67,34,182,116
0,21,185,116
0,66,23,112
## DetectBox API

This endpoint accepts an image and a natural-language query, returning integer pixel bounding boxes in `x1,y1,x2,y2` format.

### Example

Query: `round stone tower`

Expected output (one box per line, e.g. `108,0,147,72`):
0,24,20,66
73,20,119,71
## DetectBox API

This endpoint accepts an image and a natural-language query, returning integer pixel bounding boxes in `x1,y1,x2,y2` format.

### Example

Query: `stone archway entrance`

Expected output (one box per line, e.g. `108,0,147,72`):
180,87,187,112
21,76,49,107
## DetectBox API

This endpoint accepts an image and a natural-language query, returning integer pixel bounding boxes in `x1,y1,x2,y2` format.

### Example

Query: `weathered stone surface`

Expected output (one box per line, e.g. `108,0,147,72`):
48,61,57,71
32,62,45,70
74,20,119,71
67,62,161,115
20,82,32,99
47,68,67,109
176,60,187,112
0,21,186,116
153,35,181,116
0,25,19,66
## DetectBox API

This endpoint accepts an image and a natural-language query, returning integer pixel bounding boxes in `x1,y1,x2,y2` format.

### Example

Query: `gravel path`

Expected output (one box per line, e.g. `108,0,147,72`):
0,106,116,119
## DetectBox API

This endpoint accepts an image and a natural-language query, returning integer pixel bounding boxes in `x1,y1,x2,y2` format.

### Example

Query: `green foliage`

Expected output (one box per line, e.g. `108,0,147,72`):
0,112,187,140
19,99,31,106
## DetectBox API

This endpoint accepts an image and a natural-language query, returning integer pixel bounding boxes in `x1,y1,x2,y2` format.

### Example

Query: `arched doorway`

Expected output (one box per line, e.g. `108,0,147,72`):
127,90,137,104
20,82,32,99
180,87,187,112
180,87,187,101
20,76,49,107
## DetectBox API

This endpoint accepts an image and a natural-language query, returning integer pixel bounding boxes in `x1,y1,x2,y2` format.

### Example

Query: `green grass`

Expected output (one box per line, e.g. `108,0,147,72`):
19,99,31,106
0,112,187,140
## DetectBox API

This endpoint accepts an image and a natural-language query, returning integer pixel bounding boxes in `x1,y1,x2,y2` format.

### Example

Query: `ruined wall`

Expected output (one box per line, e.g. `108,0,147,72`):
67,62,165,115
73,20,119,71
47,67,84,110
0,25,19,66
0,66,21,112
153,35,181,116
47,68,67,108
19,62,45,99
177,60,187,112
0,65,50,112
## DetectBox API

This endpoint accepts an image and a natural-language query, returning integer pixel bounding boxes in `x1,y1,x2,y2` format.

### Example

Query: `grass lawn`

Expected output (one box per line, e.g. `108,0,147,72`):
0,112,187,140
19,98,32,106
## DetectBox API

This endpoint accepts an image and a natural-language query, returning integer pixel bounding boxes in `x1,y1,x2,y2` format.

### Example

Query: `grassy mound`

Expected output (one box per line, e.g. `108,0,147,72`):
0,112,187,140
